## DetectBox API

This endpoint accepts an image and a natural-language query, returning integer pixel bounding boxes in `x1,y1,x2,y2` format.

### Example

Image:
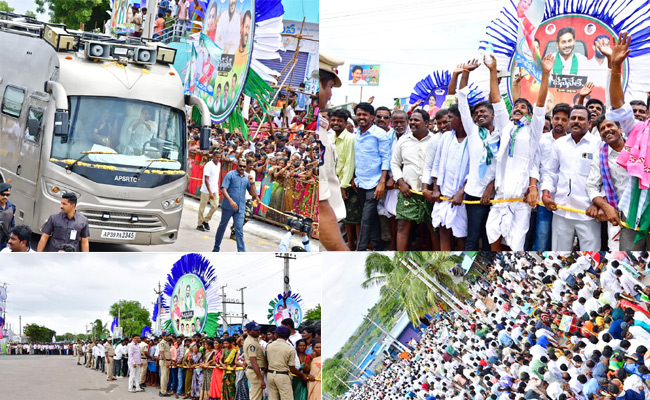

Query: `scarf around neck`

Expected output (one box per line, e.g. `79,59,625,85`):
553,53,578,75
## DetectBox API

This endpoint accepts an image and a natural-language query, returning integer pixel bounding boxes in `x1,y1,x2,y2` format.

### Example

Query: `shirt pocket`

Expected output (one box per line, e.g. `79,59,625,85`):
578,156,592,176
52,224,69,240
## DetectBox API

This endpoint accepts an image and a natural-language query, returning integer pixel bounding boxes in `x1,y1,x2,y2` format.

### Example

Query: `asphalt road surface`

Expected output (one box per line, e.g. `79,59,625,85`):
0,355,172,400
30,196,320,252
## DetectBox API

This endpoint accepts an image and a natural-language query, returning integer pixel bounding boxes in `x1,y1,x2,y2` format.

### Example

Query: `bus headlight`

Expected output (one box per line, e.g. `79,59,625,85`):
46,182,80,199
162,196,183,210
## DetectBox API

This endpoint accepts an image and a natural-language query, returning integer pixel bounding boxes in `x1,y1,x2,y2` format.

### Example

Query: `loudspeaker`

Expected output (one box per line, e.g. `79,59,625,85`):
132,47,157,65
84,42,111,60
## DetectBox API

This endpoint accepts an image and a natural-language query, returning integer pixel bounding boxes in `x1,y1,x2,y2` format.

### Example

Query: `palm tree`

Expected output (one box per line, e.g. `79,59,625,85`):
91,319,109,338
363,252,470,326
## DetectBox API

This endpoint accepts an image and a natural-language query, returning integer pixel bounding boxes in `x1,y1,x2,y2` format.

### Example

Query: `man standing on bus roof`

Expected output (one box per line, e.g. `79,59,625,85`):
212,159,259,252
0,182,16,250
37,192,90,252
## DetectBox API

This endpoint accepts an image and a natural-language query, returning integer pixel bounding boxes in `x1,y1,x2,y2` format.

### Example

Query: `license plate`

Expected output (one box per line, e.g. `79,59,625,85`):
100,230,136,240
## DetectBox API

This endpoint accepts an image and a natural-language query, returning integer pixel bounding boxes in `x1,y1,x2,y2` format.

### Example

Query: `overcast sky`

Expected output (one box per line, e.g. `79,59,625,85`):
322,252,383,361
0,253,320,336
321,0,508,107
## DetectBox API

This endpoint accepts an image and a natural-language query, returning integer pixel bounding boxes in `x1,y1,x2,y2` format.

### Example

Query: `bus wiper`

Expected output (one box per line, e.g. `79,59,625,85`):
133,158,176,180
67,150,117,172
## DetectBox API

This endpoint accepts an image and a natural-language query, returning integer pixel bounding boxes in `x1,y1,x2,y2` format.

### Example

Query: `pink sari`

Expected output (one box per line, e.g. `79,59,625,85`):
208,349,223,400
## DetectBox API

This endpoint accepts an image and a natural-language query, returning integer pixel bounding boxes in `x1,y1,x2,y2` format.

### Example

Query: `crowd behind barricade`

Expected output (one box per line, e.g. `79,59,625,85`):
4,342,74,355
72,318,321,399
185,91,320,242
321,32,650,252
345,251,650,400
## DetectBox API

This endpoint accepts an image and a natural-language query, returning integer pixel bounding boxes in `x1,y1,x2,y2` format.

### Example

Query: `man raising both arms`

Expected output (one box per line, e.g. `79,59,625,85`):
486,53,554,251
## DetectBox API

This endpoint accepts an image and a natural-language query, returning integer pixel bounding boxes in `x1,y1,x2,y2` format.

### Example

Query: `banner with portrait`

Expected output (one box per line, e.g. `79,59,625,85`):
513,0,546,82
170,274,208,336
194,0,256,123
272,297,303,328
348,64,381,86
511,15,629,109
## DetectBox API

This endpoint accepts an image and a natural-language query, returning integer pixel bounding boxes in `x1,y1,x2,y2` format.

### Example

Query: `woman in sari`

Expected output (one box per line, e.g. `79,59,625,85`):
304,340,321,400
183,339,193,399
292,340,309,400
190,345,203,400
199,340,215,400
258,156,277,217
208,339,223,400
219,337,237,400
233,342,249,400
269,158,289,222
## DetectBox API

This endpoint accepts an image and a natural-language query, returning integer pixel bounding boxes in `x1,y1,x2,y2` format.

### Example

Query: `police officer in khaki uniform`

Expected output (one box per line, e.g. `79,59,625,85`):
158,332,172,397
76,342,83,365
266,326,307,400
105,338,117,381
243,321,267,400
86,341,94,368
139,338,149,389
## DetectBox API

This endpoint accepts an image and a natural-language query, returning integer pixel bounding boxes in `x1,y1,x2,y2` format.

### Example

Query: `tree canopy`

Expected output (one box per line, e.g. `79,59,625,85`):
35,0,110,30
109,300,151,338
24,323,56,342
304,304,321,323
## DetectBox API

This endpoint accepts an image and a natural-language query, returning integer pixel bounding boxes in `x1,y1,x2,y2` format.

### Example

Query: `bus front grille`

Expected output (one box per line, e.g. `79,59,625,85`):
80,210,164,230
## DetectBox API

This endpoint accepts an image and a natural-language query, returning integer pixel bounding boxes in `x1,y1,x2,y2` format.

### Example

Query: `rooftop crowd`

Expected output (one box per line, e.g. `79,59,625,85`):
345,251,650,400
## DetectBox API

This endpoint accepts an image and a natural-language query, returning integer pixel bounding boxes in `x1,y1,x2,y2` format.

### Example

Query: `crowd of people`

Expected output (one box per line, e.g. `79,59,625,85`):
319,32,650,252
186,91,319,252
3,342,75,355
73,319,321,400
345,251,650,400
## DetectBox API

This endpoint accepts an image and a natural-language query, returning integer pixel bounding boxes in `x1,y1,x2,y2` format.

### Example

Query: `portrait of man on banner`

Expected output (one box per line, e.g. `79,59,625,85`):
195,0,255,123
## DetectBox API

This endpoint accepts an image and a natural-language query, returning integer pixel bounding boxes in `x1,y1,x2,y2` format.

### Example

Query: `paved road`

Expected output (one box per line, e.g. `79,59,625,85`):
0,355,170,400
30,196,320,252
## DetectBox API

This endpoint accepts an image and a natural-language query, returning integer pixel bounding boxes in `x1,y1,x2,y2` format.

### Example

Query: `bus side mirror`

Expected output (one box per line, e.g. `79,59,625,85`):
199,127,210,150
27,118,40,137
53,110,69,137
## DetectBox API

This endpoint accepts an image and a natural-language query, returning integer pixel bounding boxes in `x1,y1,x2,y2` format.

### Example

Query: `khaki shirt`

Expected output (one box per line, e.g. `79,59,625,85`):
105,342,115,357
243,335,267,368
159,340,171,361
266,338,295,372
139,342,148,359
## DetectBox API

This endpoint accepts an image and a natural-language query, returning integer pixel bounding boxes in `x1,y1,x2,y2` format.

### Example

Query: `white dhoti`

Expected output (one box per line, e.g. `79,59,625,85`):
378,189,399,217
486,202,532,251
607,221,621,251
431,201,467,238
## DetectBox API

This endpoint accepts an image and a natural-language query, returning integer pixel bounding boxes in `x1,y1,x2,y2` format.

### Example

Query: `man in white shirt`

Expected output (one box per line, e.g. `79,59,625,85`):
197,150,222,232
215,0,241,54
96,340,106,373
542,104,602,250
391,109,433,250
486,54,552,251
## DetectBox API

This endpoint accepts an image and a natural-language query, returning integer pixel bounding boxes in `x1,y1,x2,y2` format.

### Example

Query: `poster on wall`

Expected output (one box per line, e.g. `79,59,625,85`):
348,64,380,86
193,0,256,122
511,15,629,108
268,292,304,328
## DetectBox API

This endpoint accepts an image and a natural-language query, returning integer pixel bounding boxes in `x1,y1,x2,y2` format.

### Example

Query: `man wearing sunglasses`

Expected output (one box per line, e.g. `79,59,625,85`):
212,159,259,252
0,182,16,250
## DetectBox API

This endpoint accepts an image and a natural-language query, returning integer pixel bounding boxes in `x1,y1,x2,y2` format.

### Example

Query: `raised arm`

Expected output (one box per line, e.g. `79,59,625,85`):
448,64,463,96
484,55,501,104
608,31,631,110
458,59,479,91
536,54,555,108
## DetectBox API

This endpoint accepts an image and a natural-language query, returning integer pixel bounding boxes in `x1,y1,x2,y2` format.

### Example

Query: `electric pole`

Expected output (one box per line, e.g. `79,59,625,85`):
275,253,296,295
237,287,246,322
154,282,163,335
221,285,229,333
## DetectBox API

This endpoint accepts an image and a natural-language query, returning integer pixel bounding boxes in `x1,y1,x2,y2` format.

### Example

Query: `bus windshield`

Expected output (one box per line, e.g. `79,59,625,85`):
51,96,186,171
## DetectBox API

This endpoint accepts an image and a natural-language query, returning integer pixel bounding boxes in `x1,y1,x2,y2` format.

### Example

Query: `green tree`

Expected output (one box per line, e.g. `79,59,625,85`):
25,10,37,18
323,358,352,397
109,300,151,338
363,252,469,326
0,1,14,12
35,0,103,29
304,304,321,322
90,319,109,339
24,323,56,342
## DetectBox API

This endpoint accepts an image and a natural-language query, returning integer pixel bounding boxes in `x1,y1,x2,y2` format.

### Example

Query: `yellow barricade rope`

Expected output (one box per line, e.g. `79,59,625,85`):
407,189,639,232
